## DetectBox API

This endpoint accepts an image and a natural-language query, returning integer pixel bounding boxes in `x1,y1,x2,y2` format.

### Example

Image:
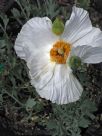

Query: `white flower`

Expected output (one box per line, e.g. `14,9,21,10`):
14,6,102,104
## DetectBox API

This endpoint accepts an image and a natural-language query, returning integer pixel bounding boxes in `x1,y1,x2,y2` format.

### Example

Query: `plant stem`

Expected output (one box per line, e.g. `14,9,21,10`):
4,90,25,107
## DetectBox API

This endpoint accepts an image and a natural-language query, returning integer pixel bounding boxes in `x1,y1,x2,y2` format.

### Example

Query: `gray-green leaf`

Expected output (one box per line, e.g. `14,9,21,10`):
26,98,36,109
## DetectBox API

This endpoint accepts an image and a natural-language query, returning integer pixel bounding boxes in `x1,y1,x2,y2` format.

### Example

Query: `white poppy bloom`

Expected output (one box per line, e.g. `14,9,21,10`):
14,6,102,104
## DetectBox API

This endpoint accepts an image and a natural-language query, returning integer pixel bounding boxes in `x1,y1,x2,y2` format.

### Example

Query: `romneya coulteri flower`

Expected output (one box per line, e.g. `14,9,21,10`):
14,6,102,104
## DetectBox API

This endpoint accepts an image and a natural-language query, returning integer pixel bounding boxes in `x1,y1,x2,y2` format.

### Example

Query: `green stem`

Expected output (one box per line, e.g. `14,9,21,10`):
4,90,25,107
75,0,78,6
36,0,41,9
16,0,28,20
0,25,8,39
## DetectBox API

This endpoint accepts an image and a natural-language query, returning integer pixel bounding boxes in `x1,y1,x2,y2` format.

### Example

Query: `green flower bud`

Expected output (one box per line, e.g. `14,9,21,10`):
69,56,81,69
52,17,64,35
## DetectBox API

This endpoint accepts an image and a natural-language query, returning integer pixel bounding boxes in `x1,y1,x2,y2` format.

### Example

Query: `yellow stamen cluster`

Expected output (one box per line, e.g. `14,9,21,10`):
50,40,71,64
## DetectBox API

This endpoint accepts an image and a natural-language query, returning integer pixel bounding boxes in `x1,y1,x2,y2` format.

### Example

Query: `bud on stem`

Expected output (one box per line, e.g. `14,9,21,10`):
69,56,81,69
52,17,64,35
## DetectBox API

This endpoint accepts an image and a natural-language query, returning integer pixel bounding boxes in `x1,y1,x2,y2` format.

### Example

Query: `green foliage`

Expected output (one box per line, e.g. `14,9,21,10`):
46,94,97,136
0,13,9,30
44,0,59,19
26,98,36,110
11,8,23,25
12,8,21,18
14,0,30,20
0,94,3,104
77,0,90,9
0,64,4,74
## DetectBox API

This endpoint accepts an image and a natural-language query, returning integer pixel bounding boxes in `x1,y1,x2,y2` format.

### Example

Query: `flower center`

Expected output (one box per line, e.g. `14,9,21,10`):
50,40,71,64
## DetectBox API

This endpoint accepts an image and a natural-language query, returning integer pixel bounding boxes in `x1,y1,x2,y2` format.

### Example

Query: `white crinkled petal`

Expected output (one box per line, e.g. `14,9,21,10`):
61,6,92,45
31,65,83,104
73,27,102,47
27,51,56,90
71,45,102,64
15,17,58,60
